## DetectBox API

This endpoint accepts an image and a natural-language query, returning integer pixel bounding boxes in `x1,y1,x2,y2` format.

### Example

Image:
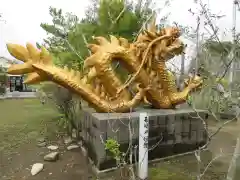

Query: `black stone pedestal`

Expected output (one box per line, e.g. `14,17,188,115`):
80,108,209,172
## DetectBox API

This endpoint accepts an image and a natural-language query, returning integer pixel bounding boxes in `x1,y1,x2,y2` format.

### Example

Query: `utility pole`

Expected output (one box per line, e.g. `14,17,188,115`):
229,0,238,97
195,16,201,74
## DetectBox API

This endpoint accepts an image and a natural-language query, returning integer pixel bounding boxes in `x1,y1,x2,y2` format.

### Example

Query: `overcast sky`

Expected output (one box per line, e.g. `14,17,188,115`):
0,0,238,71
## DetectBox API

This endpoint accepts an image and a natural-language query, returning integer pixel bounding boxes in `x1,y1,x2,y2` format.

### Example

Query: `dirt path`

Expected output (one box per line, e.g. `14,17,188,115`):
0,99,93,180
0,137,92,180
208,120,240,161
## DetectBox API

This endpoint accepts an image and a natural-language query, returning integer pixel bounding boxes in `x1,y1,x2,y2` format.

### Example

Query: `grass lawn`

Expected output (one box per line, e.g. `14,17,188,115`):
0,98,60,154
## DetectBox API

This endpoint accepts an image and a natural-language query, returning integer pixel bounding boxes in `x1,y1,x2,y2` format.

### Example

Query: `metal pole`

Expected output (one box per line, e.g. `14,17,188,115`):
229,0,237,97
138,112,149,180
195,16,200,74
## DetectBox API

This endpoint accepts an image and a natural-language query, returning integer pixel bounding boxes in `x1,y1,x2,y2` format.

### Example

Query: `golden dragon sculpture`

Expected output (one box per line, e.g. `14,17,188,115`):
6,17,202,113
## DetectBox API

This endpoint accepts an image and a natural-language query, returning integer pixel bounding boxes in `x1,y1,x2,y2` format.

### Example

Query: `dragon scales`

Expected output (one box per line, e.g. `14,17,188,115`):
6,18,203,113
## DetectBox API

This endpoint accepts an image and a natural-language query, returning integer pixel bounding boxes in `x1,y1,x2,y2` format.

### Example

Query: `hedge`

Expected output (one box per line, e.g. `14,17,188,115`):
0,73,7,95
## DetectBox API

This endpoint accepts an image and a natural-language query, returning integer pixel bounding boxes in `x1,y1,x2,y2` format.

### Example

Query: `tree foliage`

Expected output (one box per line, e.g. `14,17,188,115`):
187,39,240,111
203,40,240,57
40,0,153,70
188,40,240,77
0,67,6,95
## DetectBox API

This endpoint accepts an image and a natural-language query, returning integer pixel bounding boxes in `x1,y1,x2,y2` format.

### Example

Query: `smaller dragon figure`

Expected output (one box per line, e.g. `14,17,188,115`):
6,17,202,113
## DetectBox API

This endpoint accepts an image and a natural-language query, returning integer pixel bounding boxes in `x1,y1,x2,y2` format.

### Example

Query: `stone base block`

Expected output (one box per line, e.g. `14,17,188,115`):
80,108,209,171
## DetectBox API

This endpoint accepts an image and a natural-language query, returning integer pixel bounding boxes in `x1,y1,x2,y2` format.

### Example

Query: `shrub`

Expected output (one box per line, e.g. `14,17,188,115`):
39,83,82,137
0,72,7,95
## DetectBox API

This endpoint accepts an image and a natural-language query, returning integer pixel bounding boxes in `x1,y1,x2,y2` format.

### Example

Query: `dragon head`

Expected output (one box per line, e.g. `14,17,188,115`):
135,17,185,62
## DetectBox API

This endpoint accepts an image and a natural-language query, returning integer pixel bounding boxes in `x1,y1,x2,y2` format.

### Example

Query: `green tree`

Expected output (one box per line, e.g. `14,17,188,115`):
0,66,6,95
40,7,81,69
188,40,240,77
40,0,153,70
203,40,240,57
188,40,240,111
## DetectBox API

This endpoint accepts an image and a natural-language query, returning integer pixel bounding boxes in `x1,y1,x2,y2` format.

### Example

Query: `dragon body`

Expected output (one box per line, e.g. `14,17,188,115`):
6,18,202,112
